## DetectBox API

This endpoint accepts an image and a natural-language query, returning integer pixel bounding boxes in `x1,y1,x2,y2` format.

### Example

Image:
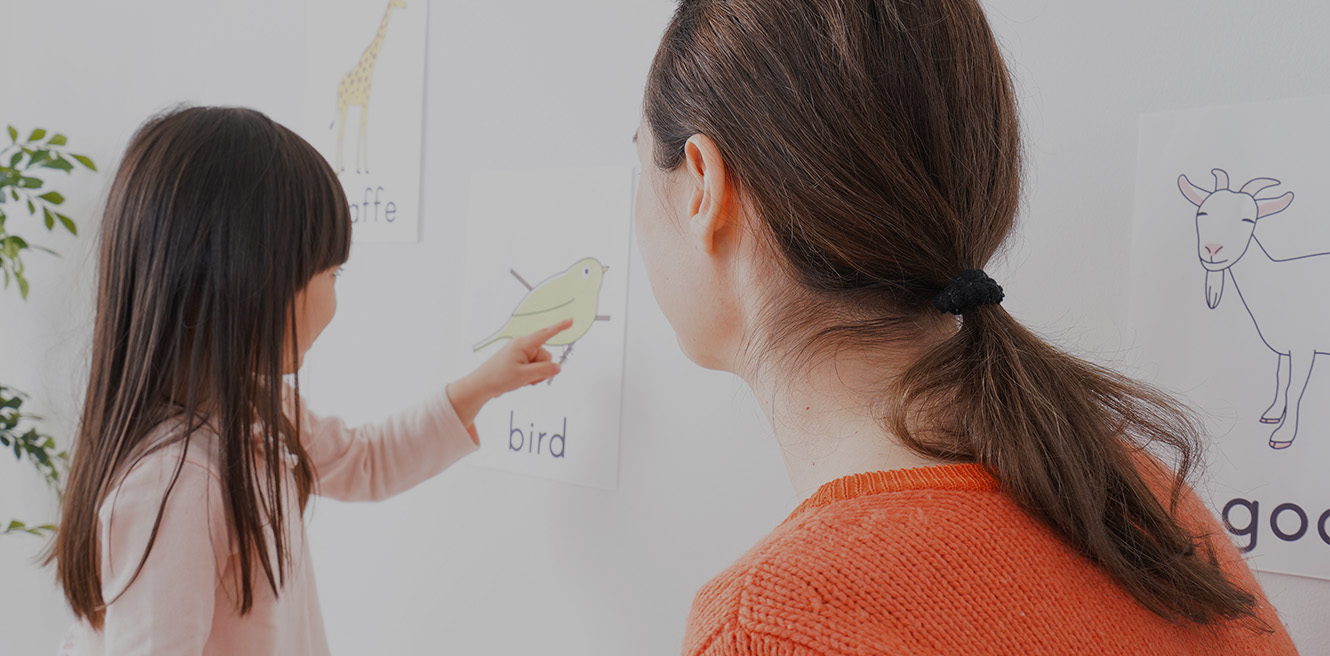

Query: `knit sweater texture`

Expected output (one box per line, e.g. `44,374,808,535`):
682,464,1299,655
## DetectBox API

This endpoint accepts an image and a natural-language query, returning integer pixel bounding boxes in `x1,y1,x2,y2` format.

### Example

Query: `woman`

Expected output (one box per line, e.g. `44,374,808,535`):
632,0,1299,653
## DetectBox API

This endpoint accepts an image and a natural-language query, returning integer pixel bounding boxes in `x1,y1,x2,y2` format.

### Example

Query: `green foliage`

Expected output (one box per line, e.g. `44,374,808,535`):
0,386,68,537
1,520,58,537
1,126,94,538
0,125,96,299
0,387,66,485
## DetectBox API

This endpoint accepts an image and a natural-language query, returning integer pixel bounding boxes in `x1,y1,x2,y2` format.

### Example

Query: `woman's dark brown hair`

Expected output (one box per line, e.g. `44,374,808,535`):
49,106,350,627
646,0,1260,625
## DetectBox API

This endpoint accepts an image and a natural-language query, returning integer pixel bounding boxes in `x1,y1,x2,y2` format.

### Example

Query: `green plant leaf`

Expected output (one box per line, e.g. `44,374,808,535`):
42,158,73,173
47,134,66,146
27,129,46,142
6,126,16,142
27,200,35,215
72,154,96,172
17,275,29,299
18,176,42,188
43,208,55,230
57,213,76,236
0,520,56,536
8,151,20,168
38,191,64,205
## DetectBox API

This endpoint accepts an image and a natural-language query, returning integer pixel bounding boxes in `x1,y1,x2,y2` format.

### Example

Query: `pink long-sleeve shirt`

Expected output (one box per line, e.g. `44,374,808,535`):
57,388,479,655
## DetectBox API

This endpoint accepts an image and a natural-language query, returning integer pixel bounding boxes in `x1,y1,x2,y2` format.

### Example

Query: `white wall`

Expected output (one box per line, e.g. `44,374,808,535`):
2,1,1326,654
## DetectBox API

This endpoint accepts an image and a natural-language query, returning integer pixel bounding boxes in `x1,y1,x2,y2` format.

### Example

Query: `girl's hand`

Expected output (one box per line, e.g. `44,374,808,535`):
446,319,572,429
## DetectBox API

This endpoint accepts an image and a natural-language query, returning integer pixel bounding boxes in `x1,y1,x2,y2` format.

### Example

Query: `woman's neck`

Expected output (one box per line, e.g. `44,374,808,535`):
743,348,952,501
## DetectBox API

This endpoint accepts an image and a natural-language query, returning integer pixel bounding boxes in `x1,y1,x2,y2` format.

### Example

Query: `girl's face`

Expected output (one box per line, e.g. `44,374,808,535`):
633,118,747,372
287,267,339,373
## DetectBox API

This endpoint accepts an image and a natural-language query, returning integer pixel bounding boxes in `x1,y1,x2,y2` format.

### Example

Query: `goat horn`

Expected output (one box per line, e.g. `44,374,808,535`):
1211,169,1230,191
1240,178,1282,197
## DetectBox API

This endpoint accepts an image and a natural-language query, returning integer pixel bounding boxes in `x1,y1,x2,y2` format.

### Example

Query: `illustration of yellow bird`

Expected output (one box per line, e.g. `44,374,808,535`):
474,257,611,364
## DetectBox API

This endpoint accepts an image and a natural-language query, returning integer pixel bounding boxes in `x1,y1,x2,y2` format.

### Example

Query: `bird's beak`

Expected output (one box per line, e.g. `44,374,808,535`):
602,266,610,272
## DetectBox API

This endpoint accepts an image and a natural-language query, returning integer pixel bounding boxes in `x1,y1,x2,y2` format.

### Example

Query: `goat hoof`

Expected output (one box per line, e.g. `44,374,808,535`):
1259,417,1283,425
1268,438,1294,450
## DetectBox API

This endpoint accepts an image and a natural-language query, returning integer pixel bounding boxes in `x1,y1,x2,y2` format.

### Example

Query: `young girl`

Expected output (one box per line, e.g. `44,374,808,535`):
50,106,570,654
635,0,1298,653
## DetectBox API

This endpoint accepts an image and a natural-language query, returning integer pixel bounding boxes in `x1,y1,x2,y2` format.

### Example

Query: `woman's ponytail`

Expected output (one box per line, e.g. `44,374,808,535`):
891,303,1260,624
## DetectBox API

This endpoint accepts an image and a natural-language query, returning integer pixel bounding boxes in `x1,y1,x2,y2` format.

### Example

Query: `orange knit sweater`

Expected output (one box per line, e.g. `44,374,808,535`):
683,464,1298,655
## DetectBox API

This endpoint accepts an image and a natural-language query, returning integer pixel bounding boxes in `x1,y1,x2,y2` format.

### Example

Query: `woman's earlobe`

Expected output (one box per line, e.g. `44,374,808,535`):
689,207,719,254
689,183,729,254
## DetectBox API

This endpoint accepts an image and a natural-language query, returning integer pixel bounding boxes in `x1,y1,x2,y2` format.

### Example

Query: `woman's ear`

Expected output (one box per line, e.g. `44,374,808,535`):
683,134,735,253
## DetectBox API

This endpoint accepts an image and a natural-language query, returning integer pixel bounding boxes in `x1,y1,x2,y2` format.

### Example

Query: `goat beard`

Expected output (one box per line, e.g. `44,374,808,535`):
1205,269,1225,309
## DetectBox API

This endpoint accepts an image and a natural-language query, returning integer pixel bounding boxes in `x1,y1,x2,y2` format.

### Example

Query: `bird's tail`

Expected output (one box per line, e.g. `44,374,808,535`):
472,330,508,352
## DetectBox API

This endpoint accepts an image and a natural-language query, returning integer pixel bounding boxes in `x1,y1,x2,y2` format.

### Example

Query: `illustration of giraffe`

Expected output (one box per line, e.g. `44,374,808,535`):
330,0,407,174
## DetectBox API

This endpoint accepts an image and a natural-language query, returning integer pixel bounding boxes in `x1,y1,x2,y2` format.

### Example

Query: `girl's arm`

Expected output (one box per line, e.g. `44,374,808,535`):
99,451,230,652
297,320,568,502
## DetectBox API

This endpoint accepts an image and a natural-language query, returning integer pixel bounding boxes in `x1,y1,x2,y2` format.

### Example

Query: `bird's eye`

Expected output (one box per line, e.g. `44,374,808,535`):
583,268,590,276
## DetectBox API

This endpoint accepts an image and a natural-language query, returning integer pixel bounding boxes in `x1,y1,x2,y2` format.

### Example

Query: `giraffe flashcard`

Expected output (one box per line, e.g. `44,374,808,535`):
300,0,427,243
459,167,635,490
1128,95,1330,581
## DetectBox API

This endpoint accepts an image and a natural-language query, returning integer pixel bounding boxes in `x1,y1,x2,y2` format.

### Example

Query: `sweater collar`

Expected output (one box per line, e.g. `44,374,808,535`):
788,463,1000,522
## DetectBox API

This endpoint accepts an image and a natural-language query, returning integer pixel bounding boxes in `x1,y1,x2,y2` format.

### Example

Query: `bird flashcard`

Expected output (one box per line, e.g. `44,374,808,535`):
460,166,633,489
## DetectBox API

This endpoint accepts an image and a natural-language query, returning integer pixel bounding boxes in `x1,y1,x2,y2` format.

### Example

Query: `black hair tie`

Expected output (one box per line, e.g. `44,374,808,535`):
933,269,1004,315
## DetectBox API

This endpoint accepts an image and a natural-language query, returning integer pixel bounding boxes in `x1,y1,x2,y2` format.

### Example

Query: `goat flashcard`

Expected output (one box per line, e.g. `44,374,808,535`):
299,0,427,243
1128,95,1330,581
460,167,633,490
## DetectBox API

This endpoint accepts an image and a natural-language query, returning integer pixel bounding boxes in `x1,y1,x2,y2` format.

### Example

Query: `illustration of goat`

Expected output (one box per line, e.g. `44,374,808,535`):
1178,169,1311,449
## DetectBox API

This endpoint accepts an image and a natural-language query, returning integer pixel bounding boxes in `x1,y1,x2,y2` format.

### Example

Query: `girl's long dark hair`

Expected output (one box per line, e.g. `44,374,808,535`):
50,106,350,627
645,0,1260,625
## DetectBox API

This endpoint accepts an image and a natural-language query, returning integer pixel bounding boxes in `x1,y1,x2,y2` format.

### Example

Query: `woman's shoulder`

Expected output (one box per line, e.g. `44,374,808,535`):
685,484,1023,654
704,483,1027,575
684,480,1288,656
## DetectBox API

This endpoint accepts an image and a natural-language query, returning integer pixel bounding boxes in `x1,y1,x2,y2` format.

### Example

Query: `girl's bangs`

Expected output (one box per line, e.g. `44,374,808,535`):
286,127,351,277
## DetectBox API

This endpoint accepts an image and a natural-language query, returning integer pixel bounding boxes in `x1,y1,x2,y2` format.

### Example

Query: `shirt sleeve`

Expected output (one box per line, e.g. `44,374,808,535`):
290,387,480,502
99,454,230,654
